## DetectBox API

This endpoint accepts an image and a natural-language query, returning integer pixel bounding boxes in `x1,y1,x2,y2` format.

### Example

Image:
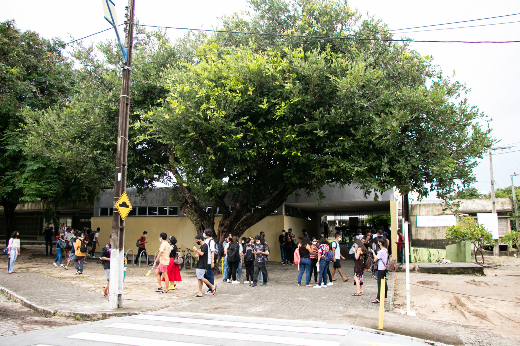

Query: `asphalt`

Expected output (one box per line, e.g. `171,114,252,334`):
0,260,517,346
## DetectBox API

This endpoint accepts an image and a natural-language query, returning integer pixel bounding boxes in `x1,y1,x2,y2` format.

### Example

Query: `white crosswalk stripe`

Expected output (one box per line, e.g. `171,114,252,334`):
68,332,209,346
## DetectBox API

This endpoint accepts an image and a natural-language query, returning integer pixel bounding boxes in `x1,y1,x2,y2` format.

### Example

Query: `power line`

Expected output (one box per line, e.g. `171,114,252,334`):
492,149,520,155
390,12,520,32
139,24,520,44
395,19,520,35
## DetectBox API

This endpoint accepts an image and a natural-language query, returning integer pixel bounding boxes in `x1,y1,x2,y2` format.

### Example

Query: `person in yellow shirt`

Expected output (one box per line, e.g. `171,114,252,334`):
74,232,87,275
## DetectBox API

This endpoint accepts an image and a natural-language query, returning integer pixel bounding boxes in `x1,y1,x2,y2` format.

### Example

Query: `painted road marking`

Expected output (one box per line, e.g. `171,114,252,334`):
68,332,209,346
108,322,341,346
134,314,349,336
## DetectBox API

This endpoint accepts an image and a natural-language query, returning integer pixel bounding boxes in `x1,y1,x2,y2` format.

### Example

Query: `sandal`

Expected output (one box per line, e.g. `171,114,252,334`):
343,277,349,282
211,285,217,295
155,287,163,292
352,292,362,296
193,294,204,298
371,299,380,304
160,290,169,294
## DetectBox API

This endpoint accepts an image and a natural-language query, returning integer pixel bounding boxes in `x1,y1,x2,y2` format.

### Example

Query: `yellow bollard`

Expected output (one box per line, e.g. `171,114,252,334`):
378,278,386,330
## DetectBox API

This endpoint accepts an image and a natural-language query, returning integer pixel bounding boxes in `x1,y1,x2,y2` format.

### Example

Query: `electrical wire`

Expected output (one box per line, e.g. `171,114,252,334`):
395,19,520,35
390,12,520,32
492,149,520,155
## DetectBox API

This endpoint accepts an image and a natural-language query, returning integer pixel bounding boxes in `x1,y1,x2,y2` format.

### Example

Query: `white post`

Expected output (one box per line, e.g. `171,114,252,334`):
404,221,415,316
108,247,125,309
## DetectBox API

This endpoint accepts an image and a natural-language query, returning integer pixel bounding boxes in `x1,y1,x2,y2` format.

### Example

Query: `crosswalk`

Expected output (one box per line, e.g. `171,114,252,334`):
28,312,430,346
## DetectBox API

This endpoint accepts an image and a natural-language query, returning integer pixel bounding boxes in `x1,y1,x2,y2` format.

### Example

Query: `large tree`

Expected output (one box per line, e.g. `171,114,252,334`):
0,20,74,242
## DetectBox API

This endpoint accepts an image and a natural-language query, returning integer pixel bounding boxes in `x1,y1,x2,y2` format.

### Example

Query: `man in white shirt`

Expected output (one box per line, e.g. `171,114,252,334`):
331,232,349,282
204,229,216,295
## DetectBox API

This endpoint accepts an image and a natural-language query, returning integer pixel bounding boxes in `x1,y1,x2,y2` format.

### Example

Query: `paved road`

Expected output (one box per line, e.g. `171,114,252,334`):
0,311,439,346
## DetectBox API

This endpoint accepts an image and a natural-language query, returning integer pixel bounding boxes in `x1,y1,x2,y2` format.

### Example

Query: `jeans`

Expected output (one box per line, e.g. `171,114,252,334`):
280,246,286,263
205,263,214,290
376,269,388,300
311,258,318,283
74,256,85,273
45,239,53,255
259,270,263,282
253,261,267,284
89,242,97,256
398,248,404,265
223,257,229,281
245,261,254,282
228,260,239,281
136,248,149,265
54,248,62,265
8,248,18,272
237,262,242,280
298,258,312,285
319,260,329,285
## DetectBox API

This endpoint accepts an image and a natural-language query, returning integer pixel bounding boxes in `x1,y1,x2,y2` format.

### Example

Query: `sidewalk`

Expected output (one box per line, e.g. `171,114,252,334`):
1,252,518,346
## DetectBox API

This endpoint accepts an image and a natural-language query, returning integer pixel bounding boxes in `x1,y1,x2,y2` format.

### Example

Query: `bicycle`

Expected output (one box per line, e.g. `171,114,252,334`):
181,248,195,270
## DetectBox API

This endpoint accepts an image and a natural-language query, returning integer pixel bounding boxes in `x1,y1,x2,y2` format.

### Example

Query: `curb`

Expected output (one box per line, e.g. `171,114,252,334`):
0,286,137,320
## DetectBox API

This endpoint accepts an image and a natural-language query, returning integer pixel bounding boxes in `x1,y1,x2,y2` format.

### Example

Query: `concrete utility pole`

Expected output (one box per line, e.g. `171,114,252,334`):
109,0,135,309
511,174,520,232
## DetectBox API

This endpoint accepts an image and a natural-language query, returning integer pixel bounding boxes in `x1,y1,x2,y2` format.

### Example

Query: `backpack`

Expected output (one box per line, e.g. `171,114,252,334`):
294,247,301,265
374,236,382,254
218,242,225,259
79,240,87,253
365,254,373,270
227,244,240,262
244,245,254,262
136,238,140,247
386,255,398,272
57,239,66,249
324,250,334,262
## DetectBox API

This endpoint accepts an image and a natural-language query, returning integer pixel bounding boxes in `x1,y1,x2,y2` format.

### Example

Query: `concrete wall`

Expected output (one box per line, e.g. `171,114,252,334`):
410,247,446,263
285,184,394,203
446,241,471,262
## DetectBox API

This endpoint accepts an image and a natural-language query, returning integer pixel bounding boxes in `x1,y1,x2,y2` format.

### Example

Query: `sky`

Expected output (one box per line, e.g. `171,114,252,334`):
2,0,519,194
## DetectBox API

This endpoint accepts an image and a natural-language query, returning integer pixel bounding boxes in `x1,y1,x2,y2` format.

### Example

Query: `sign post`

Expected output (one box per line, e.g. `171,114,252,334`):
103,0,135,309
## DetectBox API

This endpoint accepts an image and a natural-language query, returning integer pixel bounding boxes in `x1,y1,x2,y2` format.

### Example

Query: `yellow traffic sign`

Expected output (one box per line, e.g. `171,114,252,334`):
116,191,132,220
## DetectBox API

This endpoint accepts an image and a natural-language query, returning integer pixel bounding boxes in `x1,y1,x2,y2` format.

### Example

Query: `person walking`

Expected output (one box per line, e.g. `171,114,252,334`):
251,235,269,287
163,236,182,291
331,232,349,282
152,232,171,294
88,227,100,257
314,238,330,288
43,226,54,256
352,239,366,296
135,231,149,265
297,239,313,287
225,236,242,284
63,227,72,262
371,237,389,304
193,234,216,297
64,230,77,270
243,237,255,284
7,231,20,274
73,232,87,275
279,230,286,264
100,236,112,297
203,230,216,295
310,237,319,285
53,231,66,268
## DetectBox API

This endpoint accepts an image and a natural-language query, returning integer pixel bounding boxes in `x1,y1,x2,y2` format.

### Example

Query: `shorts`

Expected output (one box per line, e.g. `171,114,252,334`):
333,259,341,269
105,269,110,281
157,264,169,273
196,268,206,280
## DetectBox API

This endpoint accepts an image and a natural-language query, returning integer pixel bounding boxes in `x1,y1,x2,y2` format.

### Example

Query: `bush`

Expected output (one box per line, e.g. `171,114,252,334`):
446,217,493,264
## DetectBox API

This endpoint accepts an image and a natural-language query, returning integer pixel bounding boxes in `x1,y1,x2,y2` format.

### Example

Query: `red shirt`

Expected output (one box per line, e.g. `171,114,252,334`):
138,236,146,248
397,234,405,250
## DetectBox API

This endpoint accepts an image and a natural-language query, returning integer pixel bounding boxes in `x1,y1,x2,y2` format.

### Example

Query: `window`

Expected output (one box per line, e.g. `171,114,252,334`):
148,207,158,216
158,207,168,216
99,208,113,216
137,207,147,216
168,207,178,216
99,206,179,217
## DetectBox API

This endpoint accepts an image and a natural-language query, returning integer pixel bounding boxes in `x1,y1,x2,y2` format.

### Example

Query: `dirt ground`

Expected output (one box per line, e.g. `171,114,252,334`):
393,256,520,340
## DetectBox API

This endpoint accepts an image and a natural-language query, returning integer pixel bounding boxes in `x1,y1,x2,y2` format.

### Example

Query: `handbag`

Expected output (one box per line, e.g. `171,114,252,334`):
3,247,8,255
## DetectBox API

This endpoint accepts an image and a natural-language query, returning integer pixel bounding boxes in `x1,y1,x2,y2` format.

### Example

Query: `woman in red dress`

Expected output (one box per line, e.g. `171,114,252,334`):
162,235,182,290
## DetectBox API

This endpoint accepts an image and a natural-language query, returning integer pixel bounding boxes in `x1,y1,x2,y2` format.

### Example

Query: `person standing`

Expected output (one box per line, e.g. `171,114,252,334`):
284,231,294,265
203,230,216,295
152,232,171,294
310,238,319,285
43,226,54,256
7,231,20,274
371,237,389,304
297,239,313,287
396,229,405,265
279,230,286,265
73,232,87,275
314,238,330,288
63,227,72,262
164,235,182,291
64,230,77,270
331,232,349,282
243,238,255,284
193,234,216,297
225,236,242,284
352,239,366,296
100,236,112,297
222,233,232,282
135,231,149,265
88,227,100,257
53,231,66,268
251,235,269,287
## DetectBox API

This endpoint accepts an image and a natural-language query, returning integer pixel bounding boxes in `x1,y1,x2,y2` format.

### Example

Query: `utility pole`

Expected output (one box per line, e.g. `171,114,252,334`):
108,0,135,309
511,174,519,232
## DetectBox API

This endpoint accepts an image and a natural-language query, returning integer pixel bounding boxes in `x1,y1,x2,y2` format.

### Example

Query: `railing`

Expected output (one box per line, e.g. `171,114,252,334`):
138,250,148,267
125,249,135,266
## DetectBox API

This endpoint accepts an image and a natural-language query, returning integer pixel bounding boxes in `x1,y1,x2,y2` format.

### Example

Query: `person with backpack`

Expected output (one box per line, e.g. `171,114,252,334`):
53,231,66,268
100,236,112,297
225,236,242,284
371,237,389,304
251,235,269,287
352,239,366,296
203,229,217,295
135,231,149,265
297,239,313,287
73,232,87,275
331,232,349,282
193,234,216,297
314,238,332,288
243,238,255,284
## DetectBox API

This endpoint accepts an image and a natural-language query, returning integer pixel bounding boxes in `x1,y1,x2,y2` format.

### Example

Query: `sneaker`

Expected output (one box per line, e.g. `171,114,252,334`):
320,284,327,288
243,281,249,284
232,280,240,284
168,284,176,290
263,282,267,286
251,283,257,287
205,289,213,295
60,264,65,268
313,285,321,289
53,262,57,267
327,282,333,286
227,279,231,283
